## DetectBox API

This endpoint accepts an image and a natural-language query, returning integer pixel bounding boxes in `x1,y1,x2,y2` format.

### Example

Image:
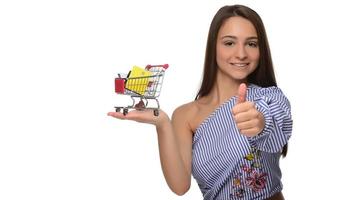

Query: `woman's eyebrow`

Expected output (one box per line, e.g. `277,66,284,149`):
246,36,258,40
220,35,237,40
220,35,258,40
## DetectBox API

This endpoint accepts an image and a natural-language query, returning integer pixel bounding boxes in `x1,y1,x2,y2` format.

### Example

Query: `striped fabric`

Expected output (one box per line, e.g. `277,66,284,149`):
192,84,292,200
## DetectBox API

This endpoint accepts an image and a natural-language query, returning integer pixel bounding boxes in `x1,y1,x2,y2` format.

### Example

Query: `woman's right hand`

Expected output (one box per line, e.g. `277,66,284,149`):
107,109,170,127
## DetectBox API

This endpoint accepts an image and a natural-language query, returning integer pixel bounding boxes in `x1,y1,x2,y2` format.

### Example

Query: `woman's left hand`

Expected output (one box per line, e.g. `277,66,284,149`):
232,83,265,137
232,101,265,137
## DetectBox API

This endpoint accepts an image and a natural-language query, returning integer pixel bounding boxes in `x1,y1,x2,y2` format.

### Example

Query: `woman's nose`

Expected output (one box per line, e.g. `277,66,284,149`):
235,45,247,60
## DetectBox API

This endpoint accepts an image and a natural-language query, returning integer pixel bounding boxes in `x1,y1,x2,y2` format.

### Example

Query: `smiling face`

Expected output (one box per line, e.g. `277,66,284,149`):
216,16,260,82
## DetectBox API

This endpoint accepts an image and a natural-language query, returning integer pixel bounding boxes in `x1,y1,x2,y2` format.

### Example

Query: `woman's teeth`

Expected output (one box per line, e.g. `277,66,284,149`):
232,63,248,67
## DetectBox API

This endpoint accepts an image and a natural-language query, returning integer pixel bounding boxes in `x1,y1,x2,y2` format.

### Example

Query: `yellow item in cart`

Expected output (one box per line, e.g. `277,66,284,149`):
125,66,152,95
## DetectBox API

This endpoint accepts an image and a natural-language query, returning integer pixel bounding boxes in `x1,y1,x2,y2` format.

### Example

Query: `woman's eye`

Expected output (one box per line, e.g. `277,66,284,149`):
247,41,258,48
224,41,235,46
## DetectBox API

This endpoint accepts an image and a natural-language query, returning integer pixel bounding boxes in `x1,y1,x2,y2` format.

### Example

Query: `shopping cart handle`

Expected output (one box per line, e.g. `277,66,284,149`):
145,64,169,70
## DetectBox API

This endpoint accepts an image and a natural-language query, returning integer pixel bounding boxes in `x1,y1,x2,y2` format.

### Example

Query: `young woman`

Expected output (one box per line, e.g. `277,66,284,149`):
108,4,292,200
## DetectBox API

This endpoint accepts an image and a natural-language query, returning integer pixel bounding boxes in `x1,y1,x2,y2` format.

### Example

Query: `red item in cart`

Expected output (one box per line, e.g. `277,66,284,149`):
115,78,125,93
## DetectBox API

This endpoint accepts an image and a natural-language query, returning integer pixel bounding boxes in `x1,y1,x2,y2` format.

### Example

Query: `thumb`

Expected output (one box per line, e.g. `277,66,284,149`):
237,83,247,103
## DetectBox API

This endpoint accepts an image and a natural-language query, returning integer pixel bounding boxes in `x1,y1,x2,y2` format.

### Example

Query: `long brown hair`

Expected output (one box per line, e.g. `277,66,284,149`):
195,5,288,157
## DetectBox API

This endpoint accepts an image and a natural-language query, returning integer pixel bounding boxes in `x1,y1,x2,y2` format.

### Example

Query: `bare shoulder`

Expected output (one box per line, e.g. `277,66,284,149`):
174,101,198,114
172,101,198,122
172,101,199,133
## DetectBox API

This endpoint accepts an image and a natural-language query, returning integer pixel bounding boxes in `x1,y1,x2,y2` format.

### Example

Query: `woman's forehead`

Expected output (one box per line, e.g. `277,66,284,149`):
218,16,257,39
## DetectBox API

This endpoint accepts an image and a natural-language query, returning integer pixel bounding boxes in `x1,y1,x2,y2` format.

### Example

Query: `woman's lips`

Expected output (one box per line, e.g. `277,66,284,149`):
230,63,249,67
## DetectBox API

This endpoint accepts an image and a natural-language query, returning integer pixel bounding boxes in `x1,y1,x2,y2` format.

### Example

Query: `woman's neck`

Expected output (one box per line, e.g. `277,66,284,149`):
206,72,247,106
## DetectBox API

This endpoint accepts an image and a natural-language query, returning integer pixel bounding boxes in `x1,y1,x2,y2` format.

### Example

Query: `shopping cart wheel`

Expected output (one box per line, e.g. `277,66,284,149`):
153,109,159,116
123,108,128,116
115,107,121,112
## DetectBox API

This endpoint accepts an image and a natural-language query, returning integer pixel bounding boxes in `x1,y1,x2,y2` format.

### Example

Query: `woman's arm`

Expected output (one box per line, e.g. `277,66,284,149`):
248,87,293,152
107,105,193,195
156,106,193,195
231,85,292,152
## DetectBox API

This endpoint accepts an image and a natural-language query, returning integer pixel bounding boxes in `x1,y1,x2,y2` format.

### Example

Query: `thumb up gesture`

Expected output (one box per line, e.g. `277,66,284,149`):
232,83,265,137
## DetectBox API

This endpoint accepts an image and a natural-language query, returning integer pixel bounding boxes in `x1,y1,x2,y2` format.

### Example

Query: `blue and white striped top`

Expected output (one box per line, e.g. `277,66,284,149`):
192,84,292,200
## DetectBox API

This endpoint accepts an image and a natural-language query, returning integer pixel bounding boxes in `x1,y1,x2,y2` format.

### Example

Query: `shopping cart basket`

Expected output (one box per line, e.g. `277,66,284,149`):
114,64,169,116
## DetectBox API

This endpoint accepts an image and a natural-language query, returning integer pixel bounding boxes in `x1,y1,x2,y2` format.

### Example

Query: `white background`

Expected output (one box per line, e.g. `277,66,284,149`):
1,0,350,199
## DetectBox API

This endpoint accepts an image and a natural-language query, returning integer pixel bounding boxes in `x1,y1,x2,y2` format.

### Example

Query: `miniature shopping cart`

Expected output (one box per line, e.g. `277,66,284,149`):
114,64,169,116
